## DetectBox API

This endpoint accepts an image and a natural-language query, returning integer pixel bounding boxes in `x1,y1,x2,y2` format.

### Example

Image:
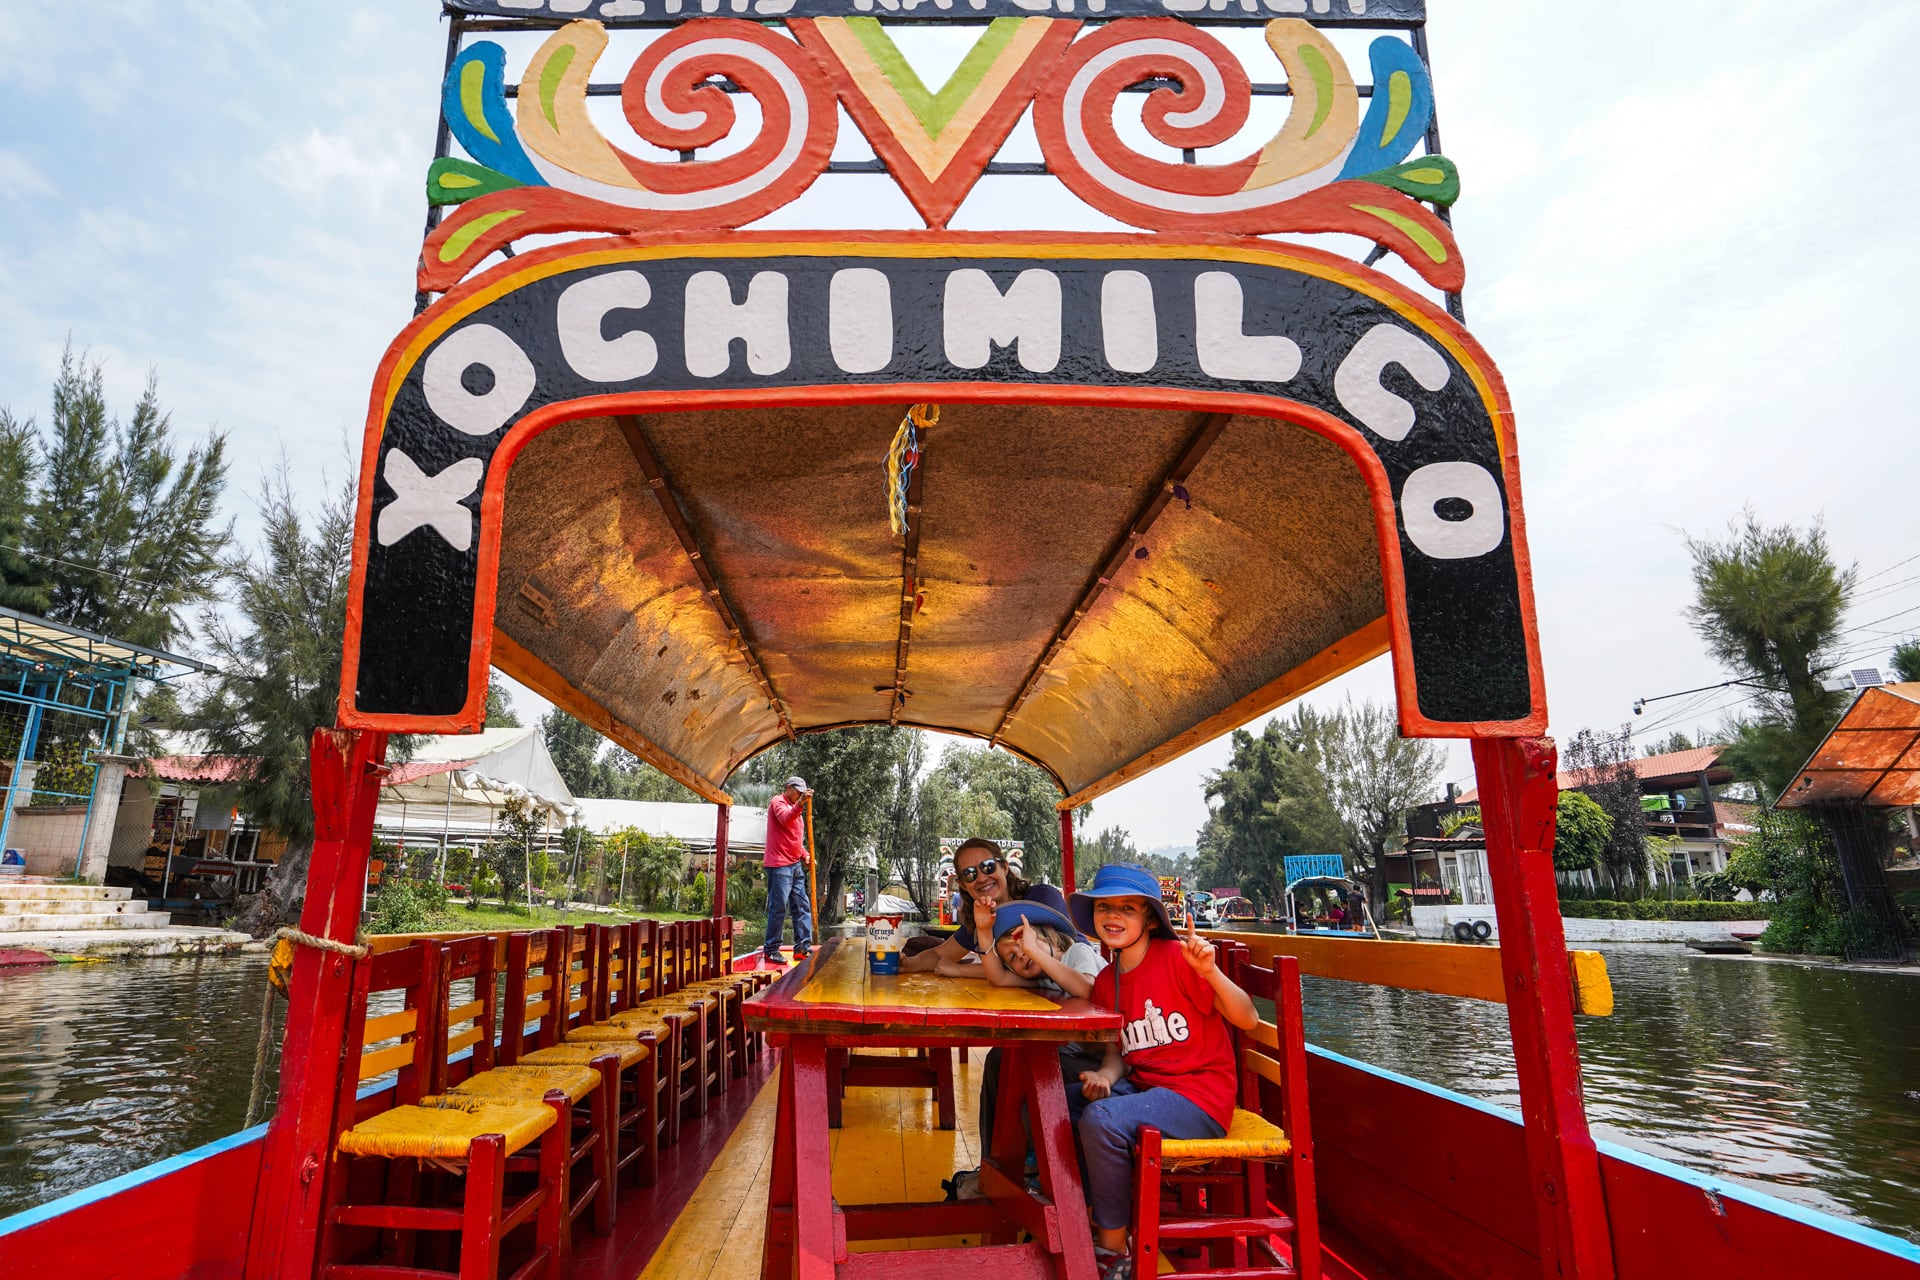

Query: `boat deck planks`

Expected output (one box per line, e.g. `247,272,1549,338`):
641,1048,991,1278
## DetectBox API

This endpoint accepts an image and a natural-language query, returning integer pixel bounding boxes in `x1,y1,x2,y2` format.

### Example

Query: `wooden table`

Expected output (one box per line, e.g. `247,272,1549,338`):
745,937,1122,1280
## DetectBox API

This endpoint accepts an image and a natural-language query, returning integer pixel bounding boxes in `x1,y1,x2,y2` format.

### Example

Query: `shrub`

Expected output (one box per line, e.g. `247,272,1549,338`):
31,741,97,805
368,879,443,934
1560,899,1772,922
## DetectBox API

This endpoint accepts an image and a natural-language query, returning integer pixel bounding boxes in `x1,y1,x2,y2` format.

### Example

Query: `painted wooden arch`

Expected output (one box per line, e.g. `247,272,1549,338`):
339,232,1546,789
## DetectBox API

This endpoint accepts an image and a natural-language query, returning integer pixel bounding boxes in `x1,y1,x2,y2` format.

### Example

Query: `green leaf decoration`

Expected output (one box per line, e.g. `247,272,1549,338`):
427,157,525,207
1355,155,1459,208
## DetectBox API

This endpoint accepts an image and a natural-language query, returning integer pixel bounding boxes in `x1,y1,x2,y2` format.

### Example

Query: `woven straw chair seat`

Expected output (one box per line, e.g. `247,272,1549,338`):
1159,1109,1291,1164
519,1041,650,1070
336,1094,554,1160
451,1064,601,1105
609,1006,699,1027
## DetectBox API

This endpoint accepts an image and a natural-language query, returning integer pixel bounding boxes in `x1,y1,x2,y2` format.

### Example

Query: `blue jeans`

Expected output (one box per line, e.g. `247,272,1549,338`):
764,861,812,955
1078,1079,1225,1230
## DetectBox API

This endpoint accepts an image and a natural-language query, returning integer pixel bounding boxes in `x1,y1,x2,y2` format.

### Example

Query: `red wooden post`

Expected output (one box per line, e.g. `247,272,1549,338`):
1471,736,1617,1280
243,727,390,1280
1059,807,1077,893
714,802,730,921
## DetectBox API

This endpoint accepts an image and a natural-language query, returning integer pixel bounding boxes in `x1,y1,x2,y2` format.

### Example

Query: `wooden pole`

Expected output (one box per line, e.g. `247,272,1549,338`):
803,793,820,951
713,802,729,920
1058,807,1077,893
1471,736,1616,1280
244,727,389,1280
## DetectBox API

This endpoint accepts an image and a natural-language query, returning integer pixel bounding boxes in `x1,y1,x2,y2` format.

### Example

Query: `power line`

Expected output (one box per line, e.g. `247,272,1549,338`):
1857,552,1920,586
0,544,174,594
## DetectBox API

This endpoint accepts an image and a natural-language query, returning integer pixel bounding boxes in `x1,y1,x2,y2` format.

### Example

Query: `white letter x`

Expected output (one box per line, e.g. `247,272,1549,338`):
377,449,484,552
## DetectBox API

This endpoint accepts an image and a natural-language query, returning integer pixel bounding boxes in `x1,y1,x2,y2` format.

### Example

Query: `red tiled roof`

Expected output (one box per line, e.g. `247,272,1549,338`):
1457,744,1727,804
136,755,257,784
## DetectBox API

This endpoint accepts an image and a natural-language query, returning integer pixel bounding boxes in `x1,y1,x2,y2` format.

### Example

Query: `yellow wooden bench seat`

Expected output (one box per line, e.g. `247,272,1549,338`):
336,1094,555,1160
1159,1108,1291,1164
451,1064,602,1105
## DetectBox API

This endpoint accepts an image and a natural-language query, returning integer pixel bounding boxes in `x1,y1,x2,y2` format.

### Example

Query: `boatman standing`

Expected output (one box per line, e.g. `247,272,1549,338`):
762,776,814,964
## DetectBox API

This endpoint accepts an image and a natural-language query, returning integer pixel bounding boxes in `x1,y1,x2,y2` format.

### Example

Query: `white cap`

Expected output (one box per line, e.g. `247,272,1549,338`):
785,776,810,792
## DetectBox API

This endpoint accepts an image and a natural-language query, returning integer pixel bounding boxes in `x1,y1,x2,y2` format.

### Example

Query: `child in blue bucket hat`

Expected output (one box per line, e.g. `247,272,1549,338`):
1069,864,1260,1279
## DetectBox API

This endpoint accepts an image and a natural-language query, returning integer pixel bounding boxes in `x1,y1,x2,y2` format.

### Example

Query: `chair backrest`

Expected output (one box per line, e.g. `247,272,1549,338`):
1231,953,1310,1136
436,933,499,1091
557,925,596,1034
594,921,629,1022
626,919,658,1008
655,921,682,997
679,920,701,985
344,940,440,1111
695,921,718,982
716,916,734,974
499,928,562,1063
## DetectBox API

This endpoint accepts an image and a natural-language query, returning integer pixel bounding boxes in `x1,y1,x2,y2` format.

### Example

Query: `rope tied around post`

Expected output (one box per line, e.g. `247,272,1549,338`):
245,927,373,1128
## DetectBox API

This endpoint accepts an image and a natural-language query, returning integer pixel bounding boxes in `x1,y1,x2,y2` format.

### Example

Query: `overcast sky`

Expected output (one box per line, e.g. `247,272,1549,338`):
2,3,1915,850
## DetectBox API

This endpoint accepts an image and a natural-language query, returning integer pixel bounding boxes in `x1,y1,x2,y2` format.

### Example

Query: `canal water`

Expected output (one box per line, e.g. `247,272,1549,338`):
0,945,1916,1244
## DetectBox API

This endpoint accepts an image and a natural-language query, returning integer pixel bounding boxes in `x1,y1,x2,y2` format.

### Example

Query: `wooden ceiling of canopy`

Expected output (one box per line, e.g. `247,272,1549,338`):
487,401,1389,807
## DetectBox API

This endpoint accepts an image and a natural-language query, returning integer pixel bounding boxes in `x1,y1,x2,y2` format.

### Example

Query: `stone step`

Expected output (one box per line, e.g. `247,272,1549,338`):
0,883,134,901
0,896,149,916
0,910,174,932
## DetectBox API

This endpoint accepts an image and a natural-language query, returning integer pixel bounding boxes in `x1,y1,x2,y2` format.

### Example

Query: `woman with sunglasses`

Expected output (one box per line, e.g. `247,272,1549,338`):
900,837,1070,975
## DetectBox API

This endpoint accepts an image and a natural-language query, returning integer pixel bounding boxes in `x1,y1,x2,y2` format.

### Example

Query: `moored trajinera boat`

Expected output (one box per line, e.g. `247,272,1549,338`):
2,3,1917,1278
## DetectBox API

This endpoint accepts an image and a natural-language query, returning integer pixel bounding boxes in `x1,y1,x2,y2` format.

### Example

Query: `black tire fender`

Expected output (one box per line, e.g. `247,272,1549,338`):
1471,919,1493,941
1452,921,1475,943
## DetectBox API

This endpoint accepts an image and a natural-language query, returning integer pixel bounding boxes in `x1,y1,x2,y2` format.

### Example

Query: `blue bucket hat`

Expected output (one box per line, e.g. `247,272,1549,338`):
992,899,1083,945
1069,863,1176,939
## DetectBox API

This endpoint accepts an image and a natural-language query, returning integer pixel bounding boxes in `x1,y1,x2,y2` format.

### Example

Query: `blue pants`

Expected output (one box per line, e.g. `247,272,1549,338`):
763,861,813,956
1078,1080,1225,1230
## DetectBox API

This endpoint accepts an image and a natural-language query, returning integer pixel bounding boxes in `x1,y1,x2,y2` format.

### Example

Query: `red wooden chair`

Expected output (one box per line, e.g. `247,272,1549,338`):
633,921,725,1104
435,933,620,1233
669,918,747,1082
1128,951,1320,1280
564,920,706,1135
319,939,569,1280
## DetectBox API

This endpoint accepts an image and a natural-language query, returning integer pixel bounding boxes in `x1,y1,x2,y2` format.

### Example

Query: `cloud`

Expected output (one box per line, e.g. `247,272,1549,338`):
0,149,54,198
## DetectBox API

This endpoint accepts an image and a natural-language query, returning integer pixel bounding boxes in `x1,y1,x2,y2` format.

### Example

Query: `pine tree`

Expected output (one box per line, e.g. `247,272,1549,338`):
12,345,228,648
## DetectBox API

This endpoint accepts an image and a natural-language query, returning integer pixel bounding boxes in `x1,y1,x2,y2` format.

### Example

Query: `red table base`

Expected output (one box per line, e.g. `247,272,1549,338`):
763,1036,1099,1280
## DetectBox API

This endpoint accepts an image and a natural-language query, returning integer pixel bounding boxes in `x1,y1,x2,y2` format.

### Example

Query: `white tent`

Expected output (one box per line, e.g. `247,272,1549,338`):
571,797,767,853
375,728,577,843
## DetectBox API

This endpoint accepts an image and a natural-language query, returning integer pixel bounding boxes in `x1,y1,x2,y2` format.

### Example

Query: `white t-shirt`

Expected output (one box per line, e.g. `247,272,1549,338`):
1040,941,1108,1059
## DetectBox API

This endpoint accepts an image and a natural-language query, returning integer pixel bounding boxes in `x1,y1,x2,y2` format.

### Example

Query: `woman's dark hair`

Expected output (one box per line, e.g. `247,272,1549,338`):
953,837,1032,902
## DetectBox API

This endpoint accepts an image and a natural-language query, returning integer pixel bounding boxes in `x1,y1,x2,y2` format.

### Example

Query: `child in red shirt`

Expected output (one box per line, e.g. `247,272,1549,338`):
1070,863,1258,1280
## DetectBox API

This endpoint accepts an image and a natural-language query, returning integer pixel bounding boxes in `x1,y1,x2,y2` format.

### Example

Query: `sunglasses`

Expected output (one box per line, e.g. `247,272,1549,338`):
957,859,1002,883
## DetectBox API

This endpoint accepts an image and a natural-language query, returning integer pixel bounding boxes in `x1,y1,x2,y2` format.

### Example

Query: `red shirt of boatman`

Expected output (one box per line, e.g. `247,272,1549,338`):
764,782,808,868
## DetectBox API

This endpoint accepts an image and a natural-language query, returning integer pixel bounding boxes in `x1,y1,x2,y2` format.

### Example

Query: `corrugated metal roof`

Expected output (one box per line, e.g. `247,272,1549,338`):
1776,683,1920,809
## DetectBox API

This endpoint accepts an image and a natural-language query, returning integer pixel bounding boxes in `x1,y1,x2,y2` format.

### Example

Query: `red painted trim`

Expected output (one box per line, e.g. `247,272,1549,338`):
244,729,389,1280
339,230,1545,749
714,803,730,922
1059,808,1076,894
1473,737,1616,1280
0,1135,263,1280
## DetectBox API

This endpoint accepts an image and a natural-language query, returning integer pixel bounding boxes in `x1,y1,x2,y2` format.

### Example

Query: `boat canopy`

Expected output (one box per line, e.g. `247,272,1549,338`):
486,401,1390,807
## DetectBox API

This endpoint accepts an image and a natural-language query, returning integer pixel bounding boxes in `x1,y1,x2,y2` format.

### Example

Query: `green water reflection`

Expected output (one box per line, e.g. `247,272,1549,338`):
0,946,1915,1244
1297,942,1920,1242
